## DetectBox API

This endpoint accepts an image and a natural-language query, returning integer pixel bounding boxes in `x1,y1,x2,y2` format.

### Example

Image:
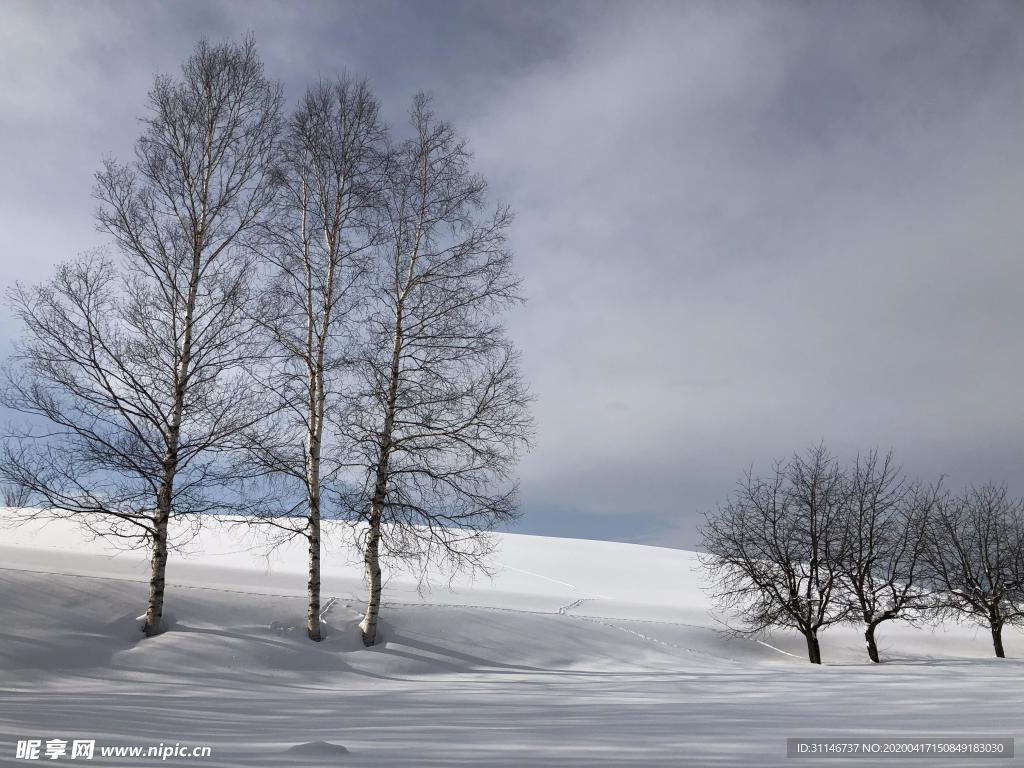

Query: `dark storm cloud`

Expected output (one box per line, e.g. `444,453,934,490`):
2,1,1023,547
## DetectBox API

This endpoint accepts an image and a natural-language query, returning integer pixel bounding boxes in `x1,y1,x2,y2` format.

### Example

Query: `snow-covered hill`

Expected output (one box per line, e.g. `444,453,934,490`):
1,513,1022,766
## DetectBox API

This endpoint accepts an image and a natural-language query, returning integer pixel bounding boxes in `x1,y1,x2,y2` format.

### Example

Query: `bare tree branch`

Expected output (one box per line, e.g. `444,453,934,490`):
0,35,282,637
340,95,533,646
700,444,851,664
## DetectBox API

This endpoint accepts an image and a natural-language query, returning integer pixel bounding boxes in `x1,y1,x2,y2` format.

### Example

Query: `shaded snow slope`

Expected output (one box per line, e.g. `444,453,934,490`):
1,512,1023,766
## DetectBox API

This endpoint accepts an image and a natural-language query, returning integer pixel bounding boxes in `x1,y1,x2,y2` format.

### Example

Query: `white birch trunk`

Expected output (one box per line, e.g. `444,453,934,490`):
359,509,383,646
143,506,170,636
359,311,404,646
306,509,322,641
142,246,201,637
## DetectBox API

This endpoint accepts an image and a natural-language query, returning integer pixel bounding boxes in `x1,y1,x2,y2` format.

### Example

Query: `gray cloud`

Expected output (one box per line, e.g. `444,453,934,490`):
2,1,1023,547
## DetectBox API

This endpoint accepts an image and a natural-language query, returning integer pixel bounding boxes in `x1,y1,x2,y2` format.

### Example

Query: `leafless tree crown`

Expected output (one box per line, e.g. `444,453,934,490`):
700,445,851,663
922,483,1024,657
344,95,533,570
1,40,534,647
1,35,282,635
242,75,385,641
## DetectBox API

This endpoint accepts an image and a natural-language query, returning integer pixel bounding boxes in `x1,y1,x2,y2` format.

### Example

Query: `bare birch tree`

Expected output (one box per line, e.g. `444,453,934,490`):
0,36,281,637
922,483,1024,658
342,95,532,646
836,451,938,663
244,76,384,641
700,445,850,663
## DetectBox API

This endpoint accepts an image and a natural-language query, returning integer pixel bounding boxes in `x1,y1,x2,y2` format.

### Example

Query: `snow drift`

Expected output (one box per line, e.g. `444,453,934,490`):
1,513,1022,766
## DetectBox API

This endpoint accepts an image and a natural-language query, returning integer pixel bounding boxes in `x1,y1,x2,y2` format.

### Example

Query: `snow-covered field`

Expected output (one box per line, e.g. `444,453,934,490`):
2,512,1023,766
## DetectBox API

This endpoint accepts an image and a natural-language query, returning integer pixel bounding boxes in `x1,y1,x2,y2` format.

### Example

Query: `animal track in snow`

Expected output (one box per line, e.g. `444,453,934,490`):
558,598,592,615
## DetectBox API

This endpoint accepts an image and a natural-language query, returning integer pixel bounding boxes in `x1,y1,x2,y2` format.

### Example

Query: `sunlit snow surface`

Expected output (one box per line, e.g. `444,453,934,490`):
1,511,1022,766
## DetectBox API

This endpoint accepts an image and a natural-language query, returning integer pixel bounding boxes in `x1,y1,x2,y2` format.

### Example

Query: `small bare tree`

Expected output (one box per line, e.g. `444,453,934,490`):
0,36,281,637
244,76,384,642
836,451,937,663
342,95,532,646
1,480,31,508
700,445,850,664
923,483,1024,658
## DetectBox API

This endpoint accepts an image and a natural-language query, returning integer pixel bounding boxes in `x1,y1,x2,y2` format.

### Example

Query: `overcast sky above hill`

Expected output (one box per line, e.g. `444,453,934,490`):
2,1,1023,547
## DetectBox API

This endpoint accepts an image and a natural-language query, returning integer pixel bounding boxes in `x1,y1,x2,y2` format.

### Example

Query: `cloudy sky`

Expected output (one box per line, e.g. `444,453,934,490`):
2,1,1023,547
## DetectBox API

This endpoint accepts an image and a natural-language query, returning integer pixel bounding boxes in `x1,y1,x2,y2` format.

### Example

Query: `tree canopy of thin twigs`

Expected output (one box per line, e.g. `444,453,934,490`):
835,450,939,662
241,75,385,642
0,35,282,637
700,445,850,664
339,95,533,646
1,37,534,652
702,445,1024,663
922,483,1024,658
